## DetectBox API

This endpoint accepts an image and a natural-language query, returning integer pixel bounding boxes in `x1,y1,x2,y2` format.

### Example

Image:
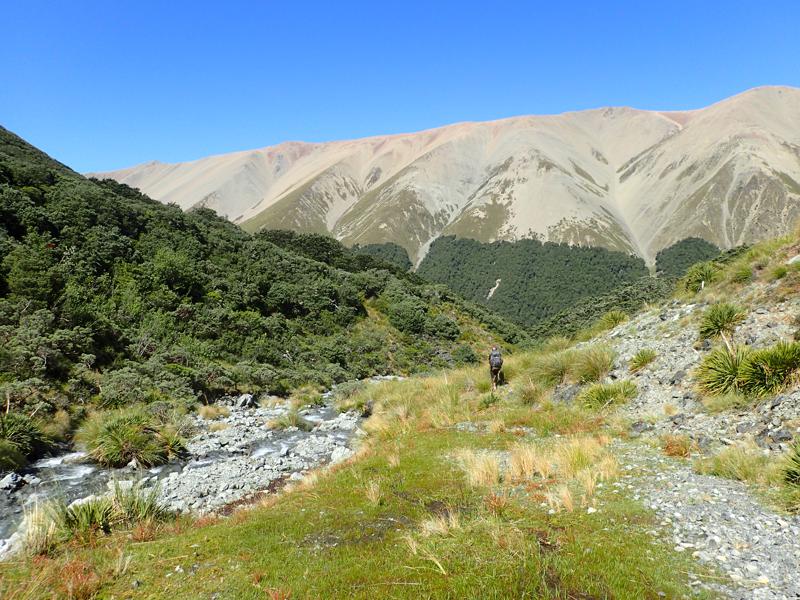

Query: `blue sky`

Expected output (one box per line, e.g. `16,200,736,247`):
2,0,799,172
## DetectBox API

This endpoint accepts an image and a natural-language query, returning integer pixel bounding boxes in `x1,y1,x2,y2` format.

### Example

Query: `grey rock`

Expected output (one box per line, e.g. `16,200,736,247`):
0,473,23,492
770,428,793,443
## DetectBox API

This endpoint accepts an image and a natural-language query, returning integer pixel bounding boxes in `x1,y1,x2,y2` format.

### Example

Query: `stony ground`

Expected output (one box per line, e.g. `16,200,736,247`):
616,443,800,600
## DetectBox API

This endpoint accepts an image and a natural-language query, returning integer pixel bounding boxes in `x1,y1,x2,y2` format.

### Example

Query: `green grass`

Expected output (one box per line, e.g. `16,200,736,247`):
700,391,750,413
2,429,711,599
629,348,657,373
682,261,720,293
695,443,779,485
268,408,314,431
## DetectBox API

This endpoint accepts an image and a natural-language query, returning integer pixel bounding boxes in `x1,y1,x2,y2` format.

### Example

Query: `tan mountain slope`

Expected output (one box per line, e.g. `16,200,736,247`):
92,86,800,265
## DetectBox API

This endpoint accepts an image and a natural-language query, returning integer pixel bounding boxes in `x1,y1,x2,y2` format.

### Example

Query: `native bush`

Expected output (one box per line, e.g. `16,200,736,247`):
0,412,51,470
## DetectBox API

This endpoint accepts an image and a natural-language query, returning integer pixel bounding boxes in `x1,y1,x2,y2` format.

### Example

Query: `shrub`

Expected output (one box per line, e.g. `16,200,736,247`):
629,348,656,373
695,345,749,396
683,261,720,292
0,439,26,472
698,303,746,341
452,344,479,365
76,408,186,468
573,345,615,383
578,380,637,409
738,341,800,397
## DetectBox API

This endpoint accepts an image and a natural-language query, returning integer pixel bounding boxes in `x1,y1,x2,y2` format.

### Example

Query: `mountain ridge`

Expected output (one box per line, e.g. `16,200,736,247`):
91,86,800,265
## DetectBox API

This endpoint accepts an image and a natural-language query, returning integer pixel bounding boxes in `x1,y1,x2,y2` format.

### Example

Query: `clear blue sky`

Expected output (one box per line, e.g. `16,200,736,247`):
2,0,799,172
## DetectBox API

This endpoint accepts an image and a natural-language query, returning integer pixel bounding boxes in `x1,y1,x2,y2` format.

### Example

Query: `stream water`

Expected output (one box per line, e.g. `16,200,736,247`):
0,400,360,557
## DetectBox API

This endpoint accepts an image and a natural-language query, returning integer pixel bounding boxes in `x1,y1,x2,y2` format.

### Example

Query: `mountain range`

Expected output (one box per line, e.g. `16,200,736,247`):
93,86,800,265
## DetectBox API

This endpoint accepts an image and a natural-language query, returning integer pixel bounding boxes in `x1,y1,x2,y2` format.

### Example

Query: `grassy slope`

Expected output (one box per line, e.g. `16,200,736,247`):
0,351,713,599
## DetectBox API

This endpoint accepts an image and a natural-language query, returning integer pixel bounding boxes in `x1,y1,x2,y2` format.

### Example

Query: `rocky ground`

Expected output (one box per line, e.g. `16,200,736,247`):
0,394,362,558
616,443,800,600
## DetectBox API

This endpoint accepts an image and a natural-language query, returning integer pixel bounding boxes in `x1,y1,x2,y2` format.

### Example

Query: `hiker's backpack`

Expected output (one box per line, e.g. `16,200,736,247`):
489,349,503,369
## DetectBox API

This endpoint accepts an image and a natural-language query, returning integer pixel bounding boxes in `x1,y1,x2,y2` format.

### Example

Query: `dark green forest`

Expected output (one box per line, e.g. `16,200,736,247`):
655,237,720,277
417,236,649,327
0,126,525,469
352,242,412,271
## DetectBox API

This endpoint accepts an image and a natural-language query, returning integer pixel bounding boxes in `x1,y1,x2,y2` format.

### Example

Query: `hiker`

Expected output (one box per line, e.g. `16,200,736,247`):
489,345,503,391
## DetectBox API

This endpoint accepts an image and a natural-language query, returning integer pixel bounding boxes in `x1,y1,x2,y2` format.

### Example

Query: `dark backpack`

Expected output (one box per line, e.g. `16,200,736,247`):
489,350,503,370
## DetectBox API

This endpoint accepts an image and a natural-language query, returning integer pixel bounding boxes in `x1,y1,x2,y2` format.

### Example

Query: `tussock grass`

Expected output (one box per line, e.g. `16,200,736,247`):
695,345,749,396
23,482,172,555
507,443,551,481
0,412,52,471
595,310,628,331
784,442,800,486
698,302,745,343
198,404,230,420
578,380,637,409
455,449,500,488
363,479,383,506
683,261,721,293
420,510,461,537
573,345,616,383
629,348,657,373
514,380,549,405
530,348,576,386
267,408,313,431
289,384,324,408
661,434,693,458
76,408,186,468
695,443,780,485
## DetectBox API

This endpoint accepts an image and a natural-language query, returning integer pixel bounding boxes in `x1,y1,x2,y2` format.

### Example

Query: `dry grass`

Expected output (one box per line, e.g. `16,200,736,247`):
547,485,575,513
662,403,679,417
507,443,551,481
455,449,501,488
661,434,693,458
198,405,230,420
420,510,461,537
364,479,383,506
208,422,230,432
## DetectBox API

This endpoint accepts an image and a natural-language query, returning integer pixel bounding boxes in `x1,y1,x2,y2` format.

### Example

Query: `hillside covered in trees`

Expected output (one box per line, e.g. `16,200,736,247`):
0,126,526,470
417,236,650,327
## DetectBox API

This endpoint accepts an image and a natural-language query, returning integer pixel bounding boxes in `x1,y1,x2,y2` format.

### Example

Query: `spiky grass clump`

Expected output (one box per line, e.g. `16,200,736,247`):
0,412,52,471
683,261,720,293
785,443,800,486
530,349,576,386
770,265,789,281
455,449,500,488
730,263,754,284
629,348,657,373
737,341,800,397
695,345,750,396
515,380,548,405
267,408,313,431
573,345,616,383
594,310,628,332
76,408,186,468
539,336,572,354
698,303,746,340
24,483,172,554
577,381,637,409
